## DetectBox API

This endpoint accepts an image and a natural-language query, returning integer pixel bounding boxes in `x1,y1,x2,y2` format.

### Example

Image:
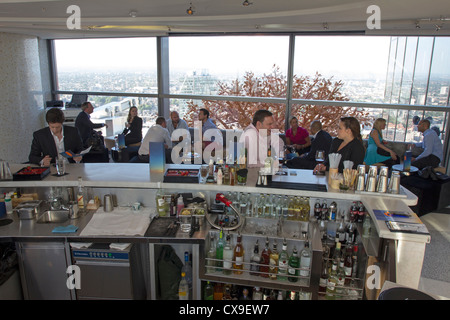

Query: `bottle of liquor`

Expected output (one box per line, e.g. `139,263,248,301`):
337,258,346,299
300,241,312,277
314,199,322,220
259,237,271,278
77,177,85,209
362,212,371,238
240,288,251,300
351,245,359,279
264,148,274,175
233,233,244,274
325,260,339,300
344,244,354,285
278,239,289,280
250,240,261,276
321,199,328,220
213,283,224,300
332,241,342,265
287,196,295,220
269,241,279,280
337,215,347,243
216,230,225,271
182,251,193,292
223,233,233,275
265,194,273,218
206,234,216,273
178,272,189,300
222,285,232,300
223,165,230,185
274,196,282,218
319,259,329,294
282,196,289,219
288,246,300,282
204,281,214,300
252,287,263,300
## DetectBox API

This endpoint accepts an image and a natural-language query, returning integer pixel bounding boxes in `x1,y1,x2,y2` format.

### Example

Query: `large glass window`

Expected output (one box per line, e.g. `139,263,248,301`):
169,36,290,98
427,37,450,106
54,37,158,96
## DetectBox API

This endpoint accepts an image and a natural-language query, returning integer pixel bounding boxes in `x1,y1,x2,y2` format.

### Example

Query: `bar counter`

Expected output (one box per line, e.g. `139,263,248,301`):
0,162,431,295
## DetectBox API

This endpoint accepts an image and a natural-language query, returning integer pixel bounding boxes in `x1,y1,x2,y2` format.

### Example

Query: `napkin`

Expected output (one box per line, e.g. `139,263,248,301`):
52,225,79,233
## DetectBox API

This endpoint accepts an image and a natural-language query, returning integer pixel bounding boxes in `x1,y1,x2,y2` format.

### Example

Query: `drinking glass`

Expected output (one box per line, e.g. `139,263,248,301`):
315,150,325,175
200,165,209,183
56,157,66,176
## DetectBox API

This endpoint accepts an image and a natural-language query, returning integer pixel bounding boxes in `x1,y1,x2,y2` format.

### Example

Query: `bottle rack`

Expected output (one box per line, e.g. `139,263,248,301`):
202,229,312,292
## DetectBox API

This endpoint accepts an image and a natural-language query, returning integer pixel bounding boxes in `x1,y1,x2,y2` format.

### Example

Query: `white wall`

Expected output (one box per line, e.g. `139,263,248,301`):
0,32,50,163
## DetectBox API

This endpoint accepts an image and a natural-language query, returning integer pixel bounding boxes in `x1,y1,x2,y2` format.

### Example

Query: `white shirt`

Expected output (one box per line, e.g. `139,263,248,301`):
51,130,65,156
138,124,172,156
239,124,284,168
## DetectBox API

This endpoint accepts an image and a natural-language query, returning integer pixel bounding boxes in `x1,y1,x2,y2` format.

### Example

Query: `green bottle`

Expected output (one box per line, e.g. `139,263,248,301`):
287,246,300,282
216,230,225,271
204,281,214,300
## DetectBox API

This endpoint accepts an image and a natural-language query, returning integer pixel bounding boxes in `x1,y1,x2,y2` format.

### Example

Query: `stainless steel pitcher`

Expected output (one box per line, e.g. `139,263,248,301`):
388,171,401,194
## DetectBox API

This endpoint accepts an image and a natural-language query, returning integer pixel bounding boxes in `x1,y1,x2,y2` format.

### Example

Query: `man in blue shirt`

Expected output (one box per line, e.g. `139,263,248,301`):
411,119,443,169
198,108,217,149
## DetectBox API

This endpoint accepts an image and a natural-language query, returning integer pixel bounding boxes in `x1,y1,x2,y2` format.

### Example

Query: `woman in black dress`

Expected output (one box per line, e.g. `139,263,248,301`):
314,117,365,173
122,106,143,146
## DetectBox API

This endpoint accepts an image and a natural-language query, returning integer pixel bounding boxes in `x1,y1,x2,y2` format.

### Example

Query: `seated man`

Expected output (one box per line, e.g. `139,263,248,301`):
135,116,172,163
29,108,83,166
75,101,109,162
285,120,332,170
411,119,443,169
166,110,189,147
75,101,107,148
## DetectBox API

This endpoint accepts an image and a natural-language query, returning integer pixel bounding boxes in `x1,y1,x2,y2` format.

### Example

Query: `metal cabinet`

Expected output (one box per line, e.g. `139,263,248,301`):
16,241,74,300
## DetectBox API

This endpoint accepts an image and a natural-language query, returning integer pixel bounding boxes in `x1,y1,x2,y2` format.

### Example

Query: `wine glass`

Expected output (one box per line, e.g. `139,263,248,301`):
315,150,325,175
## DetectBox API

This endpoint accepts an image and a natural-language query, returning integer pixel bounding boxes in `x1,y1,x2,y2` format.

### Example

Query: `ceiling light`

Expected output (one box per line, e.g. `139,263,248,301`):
129,11,137,18
242,0,253,6
415,21,421,29
323,23,329,30
186,3,195,15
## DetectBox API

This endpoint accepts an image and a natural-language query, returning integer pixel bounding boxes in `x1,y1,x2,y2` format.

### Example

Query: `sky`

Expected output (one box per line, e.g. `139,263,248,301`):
54,35,392,78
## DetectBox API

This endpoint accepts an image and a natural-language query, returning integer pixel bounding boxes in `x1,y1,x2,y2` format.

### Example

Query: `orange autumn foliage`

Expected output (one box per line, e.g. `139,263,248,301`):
184,65,371,135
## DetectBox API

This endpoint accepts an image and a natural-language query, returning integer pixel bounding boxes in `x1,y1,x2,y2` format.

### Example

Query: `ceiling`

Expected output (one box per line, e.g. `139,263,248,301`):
0,0,449,39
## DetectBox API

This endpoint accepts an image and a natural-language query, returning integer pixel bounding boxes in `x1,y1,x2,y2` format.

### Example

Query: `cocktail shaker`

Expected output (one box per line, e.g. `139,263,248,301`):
376,166,389,193
103,194,114,212
388,171,401,194
365,165,378,192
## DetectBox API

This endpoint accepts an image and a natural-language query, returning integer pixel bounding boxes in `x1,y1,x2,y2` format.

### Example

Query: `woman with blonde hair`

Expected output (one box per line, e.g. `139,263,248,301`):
364,118,398,166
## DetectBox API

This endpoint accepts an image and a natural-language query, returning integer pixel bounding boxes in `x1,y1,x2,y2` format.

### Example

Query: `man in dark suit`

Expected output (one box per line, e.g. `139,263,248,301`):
285,120,332,169
29,108,84,166
75,101,107,148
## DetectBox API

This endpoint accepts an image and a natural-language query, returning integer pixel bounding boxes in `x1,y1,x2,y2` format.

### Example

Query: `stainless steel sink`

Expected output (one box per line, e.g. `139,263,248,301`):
36,210,70,224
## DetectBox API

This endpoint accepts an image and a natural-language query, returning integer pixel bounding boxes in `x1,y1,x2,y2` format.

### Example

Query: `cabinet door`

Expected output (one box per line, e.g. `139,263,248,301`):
17,242,72,300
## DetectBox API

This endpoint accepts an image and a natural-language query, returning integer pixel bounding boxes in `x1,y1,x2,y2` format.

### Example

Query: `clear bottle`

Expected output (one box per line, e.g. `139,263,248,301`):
233,233,244,274
206,234,216,273
4,193,12,214
269,241,279,280
259,237,271,278
223,165,230,185
216,230,225,271
265,194,273,218
239,193,248,216
77,177,85,209
332,241,342,265
282,196,289,219
337,215,346,243
204,281,214,300
178,272,189,300
278,239,289,281
288,246,300,282
337,258,346,300
264,149,274,175
300,241,312,277
274,196,282,218
217,167,223,185
250,240,261,276
176,195,185,217
222,233,233,275
326,260,339,300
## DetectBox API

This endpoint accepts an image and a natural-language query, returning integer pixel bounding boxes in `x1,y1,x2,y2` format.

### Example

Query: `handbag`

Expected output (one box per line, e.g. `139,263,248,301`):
377,147,390,157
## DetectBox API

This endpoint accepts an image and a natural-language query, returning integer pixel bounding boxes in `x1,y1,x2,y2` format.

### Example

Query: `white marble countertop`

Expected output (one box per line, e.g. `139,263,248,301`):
0,162,429,243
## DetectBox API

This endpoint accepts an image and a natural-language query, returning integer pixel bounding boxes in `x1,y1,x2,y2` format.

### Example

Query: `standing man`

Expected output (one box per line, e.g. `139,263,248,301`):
137,116,172,163
29,108,83,165
75,102,107,148
239,109,284,168
285,120,332,169
411,119,443,169
166,111,189,146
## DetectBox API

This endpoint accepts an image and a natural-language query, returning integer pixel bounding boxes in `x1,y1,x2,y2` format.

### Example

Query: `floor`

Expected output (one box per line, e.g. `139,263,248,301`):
418,210,450,299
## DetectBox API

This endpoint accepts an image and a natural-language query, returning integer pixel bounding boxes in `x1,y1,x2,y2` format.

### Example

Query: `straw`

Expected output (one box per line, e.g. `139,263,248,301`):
328,153,342,169
343,160,354,170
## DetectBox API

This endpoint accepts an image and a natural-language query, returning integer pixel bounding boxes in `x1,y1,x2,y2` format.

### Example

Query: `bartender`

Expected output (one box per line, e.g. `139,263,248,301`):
29,108,83,166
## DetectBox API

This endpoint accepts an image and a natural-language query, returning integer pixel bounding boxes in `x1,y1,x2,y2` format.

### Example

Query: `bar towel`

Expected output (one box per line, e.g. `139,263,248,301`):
52,225,79,233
